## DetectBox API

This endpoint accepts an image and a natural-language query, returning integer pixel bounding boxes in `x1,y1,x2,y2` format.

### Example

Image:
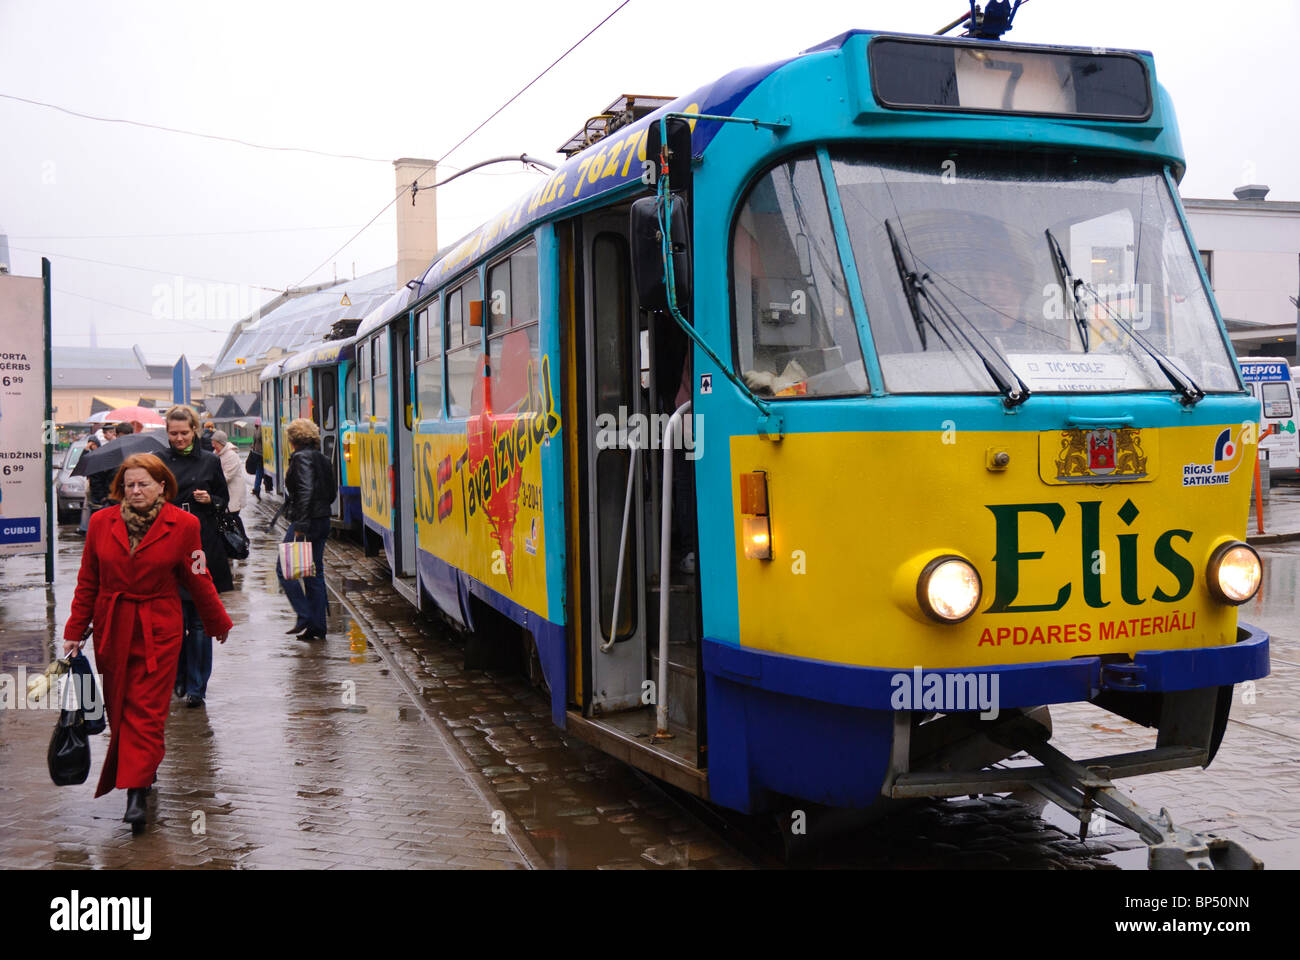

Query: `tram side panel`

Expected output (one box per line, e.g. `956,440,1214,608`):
408,232,570,724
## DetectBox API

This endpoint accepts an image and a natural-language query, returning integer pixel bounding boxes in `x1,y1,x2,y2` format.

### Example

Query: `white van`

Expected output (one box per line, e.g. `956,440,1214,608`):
1239,357,1299,481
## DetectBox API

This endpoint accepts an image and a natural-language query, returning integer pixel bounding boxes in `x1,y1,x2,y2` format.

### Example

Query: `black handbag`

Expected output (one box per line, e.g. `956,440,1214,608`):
218,510,250,560
244,450,262,475
47,655,97,786
67,653,106,736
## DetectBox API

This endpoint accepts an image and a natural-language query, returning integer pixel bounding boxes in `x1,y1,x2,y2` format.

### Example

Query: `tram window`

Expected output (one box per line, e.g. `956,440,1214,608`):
593,233,631,420
359,336,372,420
487,242,541,412
417,297,443,420
446,274,484,418
373,372,390,422
447,288,464,349
829,147,1240,395
488,259,511,329
345,364,358,423
459,275,481,340
732,156,865,397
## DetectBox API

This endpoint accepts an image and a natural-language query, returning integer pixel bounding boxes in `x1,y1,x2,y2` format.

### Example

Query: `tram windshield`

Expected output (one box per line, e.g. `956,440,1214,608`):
828,147,1239,396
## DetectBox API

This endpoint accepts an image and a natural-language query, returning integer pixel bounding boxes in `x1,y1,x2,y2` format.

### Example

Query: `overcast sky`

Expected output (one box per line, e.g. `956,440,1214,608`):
2,0,1297,365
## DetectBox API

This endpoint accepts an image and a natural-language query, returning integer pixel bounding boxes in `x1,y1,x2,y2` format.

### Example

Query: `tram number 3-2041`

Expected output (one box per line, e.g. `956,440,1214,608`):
520,482,542,511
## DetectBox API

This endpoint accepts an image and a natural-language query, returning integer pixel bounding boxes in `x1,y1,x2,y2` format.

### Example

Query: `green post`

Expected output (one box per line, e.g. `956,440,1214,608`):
43,257,53,584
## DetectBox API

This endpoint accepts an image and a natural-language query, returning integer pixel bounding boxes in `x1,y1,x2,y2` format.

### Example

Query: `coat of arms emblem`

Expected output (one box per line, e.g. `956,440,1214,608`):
1087,429,1117,475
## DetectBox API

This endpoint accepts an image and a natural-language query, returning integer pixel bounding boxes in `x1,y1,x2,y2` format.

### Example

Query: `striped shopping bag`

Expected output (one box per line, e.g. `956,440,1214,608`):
279,539,315,581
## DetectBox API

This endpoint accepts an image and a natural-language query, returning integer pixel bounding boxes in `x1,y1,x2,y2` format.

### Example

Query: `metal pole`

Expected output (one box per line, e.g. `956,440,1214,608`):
43,257,53,585
656,400,691,739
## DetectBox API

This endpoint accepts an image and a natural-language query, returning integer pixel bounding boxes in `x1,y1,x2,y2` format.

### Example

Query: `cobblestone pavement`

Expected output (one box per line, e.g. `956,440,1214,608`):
0,517,526,870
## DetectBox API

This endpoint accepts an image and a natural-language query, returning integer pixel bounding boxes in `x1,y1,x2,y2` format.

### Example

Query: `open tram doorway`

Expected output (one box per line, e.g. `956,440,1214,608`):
311,366,342,520
391,317,419,602
560,207,706,791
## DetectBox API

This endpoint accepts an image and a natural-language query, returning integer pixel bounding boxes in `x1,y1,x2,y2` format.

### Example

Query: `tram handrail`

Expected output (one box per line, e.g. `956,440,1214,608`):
657,401,692,738
601,442,639,654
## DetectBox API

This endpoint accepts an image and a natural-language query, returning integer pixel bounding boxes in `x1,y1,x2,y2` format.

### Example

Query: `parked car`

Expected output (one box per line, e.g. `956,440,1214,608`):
55,438,90,523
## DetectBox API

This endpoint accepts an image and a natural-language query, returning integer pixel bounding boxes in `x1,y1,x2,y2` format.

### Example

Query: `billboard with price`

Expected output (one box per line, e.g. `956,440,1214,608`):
0,273,49,559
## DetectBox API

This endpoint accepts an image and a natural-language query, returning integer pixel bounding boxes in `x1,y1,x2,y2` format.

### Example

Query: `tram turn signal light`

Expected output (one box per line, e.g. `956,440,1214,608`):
1207,541,1261,605
740,471,772,560
918,556,982,623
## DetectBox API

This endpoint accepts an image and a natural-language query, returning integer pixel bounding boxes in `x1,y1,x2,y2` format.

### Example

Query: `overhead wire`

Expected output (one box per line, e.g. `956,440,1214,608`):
0,92,391,163
10,245,282,291
290,0,632,288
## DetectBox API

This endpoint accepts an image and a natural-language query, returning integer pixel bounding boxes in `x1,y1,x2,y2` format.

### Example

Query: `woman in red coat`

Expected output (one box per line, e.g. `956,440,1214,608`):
63,453,233,831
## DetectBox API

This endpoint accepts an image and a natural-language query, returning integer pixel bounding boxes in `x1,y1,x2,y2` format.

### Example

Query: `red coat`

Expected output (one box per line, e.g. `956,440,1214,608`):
64,502,233,797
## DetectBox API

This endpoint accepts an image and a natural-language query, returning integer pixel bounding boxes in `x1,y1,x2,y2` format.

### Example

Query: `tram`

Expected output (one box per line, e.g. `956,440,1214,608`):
260,338,365,531
328,21,1271,867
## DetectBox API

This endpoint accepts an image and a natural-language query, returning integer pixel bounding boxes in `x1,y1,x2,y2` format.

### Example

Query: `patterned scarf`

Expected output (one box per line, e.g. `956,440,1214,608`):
120,500,164,553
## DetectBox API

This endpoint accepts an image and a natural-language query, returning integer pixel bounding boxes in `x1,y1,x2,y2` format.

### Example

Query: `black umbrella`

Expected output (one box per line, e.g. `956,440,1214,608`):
71,431,170,477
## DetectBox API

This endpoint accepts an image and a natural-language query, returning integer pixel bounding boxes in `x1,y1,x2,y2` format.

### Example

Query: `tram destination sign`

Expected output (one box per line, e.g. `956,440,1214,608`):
0,273,48,558
868,37,1152,121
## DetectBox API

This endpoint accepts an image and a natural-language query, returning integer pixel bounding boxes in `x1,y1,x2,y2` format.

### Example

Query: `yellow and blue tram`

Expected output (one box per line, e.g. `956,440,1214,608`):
258,337,364,530
297,25,1272,863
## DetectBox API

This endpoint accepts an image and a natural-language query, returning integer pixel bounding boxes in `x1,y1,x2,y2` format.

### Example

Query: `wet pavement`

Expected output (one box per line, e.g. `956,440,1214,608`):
0,514,526,869
1248,479,1300,544
2,493,1297,870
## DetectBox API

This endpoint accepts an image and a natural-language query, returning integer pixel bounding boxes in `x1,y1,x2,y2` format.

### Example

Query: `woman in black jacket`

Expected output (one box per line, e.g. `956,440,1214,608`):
279,418,336,640
162,405,231,706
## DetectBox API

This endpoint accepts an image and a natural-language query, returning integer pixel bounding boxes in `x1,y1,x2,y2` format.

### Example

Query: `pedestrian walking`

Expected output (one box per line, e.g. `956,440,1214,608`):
199,420,216,452
248,429,268,500
162,405,231,708
279,418,335,641
211,430,246,515
62,453,232,830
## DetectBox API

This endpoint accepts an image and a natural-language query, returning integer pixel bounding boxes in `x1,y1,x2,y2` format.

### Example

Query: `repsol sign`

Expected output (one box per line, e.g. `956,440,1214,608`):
984,499,1193,613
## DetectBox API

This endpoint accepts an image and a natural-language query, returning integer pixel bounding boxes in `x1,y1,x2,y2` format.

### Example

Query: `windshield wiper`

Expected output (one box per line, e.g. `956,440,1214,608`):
1045,227,1091,353
885,219,943,351
886,219,1030,408
1044,228,1205,407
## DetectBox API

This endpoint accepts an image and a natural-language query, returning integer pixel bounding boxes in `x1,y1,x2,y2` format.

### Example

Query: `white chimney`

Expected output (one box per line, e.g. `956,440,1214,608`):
394,158,439,289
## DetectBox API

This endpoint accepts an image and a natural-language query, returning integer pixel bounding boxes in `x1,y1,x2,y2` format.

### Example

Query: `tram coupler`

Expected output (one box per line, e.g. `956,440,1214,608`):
1011,734,1263,871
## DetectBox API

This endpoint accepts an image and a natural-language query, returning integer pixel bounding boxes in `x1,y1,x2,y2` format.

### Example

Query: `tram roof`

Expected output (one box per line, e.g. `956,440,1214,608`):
215,266,397,375
258,358,285,382
396,28,1174,308
279,335,359,375
355,288,414,341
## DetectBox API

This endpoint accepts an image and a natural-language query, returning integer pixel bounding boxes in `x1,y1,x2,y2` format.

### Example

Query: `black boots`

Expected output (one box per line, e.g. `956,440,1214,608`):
124,787,148,831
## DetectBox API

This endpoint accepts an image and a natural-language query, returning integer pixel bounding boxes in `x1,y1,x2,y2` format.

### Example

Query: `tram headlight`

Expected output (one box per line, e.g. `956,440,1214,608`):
917,556,982,623
1207,541,1261,605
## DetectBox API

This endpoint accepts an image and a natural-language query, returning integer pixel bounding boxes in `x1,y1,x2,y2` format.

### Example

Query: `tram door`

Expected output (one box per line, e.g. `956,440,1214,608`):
392,319,418,579
313,367,341,517
579,210,648,715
